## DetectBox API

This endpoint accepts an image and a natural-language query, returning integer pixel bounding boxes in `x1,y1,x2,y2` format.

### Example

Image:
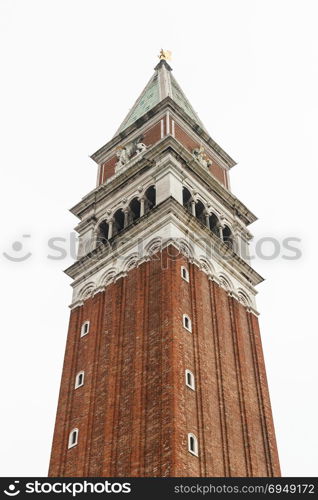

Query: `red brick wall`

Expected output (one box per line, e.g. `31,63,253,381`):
99,156,117,185
49,246,280,477
174,123,229,188
98,120,229,188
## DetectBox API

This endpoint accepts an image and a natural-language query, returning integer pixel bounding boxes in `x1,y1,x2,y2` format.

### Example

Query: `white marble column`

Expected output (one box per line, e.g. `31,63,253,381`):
108,219,113,239
191,200,196,216
140,197,145,217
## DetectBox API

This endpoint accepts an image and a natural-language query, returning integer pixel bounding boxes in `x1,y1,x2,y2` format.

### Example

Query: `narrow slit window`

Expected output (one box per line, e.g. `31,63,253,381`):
183,314,192,332
181,266,189,282
185,369,195,390
80,321,90,337
188,433,198,456
75,371,85,389
68,428,79,449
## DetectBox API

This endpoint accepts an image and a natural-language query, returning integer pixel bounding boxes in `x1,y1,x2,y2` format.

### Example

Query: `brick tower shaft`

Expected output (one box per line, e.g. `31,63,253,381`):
49,56,280,477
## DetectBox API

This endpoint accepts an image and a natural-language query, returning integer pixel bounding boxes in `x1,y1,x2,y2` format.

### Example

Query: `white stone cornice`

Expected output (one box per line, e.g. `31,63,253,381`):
71,137,256,228
67,198,261,312
69,299,84,310
155,152,184,179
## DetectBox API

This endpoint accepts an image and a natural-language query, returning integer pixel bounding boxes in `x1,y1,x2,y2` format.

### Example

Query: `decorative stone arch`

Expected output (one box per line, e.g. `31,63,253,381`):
145,237,163,256
194,192,208,207
95,219,110,244
112,208,125,236
122,253,140,273
141,180,157,197
98,268,117,289
220,220,234,233
95,210,111,228
208,210,221,237
237,289,251,308
182,186,210,227
125,189,141,204
182,183,195,197
222,225,235,249
218,273,234,293
207,206,222,217
218,219,235,251
78,282,95,302
144,185,156,214
195,198,207,225
182,185,193,213
218,215,232,229
176,238,195,260
198,256,215,277
127,196,141,224
94,209,115,243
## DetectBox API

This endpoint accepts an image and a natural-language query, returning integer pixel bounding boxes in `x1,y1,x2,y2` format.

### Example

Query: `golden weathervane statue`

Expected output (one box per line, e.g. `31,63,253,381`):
159,49,172,61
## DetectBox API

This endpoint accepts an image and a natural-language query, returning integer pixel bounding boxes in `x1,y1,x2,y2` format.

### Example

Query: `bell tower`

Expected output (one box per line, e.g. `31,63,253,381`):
49,54,280,477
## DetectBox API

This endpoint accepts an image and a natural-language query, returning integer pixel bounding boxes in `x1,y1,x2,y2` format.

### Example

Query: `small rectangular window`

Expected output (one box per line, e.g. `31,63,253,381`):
68,428,79,449
185,369,195,390
188,433,199,456
75,371,85,389
181,266,189,282
80,321,90,337
183,314,192,332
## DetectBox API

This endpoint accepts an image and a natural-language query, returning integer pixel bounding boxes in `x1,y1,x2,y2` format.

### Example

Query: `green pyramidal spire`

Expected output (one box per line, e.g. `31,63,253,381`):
115,59,207,135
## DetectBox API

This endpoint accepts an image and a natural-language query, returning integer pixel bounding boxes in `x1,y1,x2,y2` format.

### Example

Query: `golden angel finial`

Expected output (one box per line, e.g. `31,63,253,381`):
159,49,172,61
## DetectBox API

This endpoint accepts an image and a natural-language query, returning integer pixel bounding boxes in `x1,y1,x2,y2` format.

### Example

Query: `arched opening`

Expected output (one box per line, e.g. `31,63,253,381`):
128,197,141,224
195,200,206,225
222,225,234,249
209,213,219,237
182,187,192,214
144,185,156,214
98,220,109,243
113,209,125,236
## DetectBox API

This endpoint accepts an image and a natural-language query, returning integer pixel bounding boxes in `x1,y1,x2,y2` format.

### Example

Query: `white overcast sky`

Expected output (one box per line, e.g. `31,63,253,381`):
1,0,317,477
